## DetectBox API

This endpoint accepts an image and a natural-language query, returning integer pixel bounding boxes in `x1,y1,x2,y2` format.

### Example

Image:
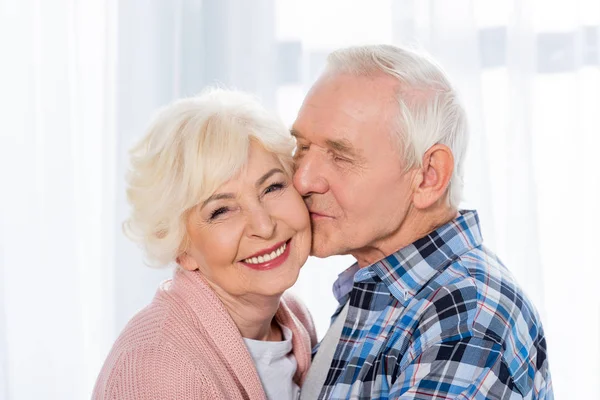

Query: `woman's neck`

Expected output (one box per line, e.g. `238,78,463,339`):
209,283,283,341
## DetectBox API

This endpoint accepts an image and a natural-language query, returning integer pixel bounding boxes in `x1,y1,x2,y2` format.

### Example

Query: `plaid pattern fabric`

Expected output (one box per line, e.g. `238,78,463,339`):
314,210,553,400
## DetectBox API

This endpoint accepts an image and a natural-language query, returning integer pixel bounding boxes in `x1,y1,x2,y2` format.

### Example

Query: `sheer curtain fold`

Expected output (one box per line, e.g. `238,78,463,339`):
504,0,545,310
0,221,7,400
1,1,117,399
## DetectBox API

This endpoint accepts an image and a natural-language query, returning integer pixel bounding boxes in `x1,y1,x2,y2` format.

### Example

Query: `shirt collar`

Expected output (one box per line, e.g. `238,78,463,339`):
331,210,483,306
332,263,360,304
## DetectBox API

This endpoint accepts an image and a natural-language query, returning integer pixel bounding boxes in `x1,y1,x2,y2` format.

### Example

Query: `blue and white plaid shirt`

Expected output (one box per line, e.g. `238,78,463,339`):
313,210,553,399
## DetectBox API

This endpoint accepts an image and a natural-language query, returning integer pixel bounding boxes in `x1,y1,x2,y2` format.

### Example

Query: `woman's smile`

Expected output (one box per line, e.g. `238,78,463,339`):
241,238,292,270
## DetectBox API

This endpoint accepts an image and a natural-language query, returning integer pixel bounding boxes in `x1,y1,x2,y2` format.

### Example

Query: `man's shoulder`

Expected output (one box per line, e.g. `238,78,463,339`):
449,245,544,338
453,246,549,383
398,245,549,392
417,244,544,341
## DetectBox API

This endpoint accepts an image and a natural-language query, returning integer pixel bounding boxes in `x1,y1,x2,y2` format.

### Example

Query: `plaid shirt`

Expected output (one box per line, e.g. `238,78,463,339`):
314,210,553,399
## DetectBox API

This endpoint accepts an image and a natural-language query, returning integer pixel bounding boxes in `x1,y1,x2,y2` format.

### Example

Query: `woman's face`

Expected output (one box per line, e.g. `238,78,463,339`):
181,142,311,297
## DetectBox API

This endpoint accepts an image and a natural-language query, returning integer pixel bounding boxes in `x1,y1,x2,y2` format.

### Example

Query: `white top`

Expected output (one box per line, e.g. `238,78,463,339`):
244,325,300,400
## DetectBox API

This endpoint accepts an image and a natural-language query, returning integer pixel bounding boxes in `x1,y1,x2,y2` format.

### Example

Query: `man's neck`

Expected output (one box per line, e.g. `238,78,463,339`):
353,206,459,268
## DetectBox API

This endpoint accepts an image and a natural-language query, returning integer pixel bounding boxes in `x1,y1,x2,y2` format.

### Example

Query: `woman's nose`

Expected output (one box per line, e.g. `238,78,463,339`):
247,206,276,239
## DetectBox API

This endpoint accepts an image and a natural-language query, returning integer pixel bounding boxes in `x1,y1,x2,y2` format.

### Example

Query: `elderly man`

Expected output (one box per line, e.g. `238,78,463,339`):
293,45,552,400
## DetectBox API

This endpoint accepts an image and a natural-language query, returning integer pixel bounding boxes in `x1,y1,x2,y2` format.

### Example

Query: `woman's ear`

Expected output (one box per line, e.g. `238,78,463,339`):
177,253,199,271
412,144,454,210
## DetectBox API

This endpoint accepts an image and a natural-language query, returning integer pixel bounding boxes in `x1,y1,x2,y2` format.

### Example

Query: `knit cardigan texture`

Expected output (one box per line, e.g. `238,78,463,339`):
92,268,317,400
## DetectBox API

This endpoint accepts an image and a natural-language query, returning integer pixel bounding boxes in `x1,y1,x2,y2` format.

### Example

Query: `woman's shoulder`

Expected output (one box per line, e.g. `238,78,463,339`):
92,338,214,400
92,295,217,399
108,287,179,346
104,284,216,356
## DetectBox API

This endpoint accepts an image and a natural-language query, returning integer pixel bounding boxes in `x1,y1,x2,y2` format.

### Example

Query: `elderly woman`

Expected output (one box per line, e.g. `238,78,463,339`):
93,89,316,400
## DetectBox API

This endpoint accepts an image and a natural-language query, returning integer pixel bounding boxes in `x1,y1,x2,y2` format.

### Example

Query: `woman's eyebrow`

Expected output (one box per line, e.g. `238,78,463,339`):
200,169,284,209
256,168,285,187
201,193,235,209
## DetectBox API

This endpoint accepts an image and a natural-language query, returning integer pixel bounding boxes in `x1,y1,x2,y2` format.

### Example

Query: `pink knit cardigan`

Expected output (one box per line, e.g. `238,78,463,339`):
92,268,318,400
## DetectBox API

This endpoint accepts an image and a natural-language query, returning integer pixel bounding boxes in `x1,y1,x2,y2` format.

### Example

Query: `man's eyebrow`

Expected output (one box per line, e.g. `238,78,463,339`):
325,138,360,157
255,168,285,187
290,128,303,139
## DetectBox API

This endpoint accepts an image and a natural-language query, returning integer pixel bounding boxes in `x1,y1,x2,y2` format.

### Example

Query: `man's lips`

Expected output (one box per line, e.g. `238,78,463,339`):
309,210,332,219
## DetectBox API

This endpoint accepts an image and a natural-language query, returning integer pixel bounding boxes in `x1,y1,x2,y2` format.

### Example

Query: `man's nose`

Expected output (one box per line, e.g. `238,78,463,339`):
293,151,329,196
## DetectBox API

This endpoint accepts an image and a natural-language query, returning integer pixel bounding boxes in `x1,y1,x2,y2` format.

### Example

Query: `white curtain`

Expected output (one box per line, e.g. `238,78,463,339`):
1,1,598,399
0,1,118,398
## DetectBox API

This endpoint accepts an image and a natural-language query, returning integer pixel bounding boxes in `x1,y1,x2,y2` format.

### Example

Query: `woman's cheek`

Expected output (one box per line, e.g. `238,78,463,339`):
278,193,310,230
292,193,311,228
206,221,243,265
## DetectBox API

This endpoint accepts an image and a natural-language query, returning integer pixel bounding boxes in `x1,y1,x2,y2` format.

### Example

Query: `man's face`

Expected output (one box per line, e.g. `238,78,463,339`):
292,73,415,261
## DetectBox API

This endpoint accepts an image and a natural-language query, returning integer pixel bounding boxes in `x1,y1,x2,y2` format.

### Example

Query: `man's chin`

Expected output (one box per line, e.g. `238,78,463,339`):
310,229,346,257
309,242,339,258
310,250,328,258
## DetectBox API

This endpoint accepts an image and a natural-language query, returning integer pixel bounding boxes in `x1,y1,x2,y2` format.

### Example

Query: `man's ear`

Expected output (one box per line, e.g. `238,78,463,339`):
177,252,199,271
412,144,454,210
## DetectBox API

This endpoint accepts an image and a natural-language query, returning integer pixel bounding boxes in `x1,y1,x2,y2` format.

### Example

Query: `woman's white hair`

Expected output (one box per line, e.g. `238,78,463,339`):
124,88,295,267
325,44,468,208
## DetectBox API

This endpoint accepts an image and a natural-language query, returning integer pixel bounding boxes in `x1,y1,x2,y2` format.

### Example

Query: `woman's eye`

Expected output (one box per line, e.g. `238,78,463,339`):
264,181,287,195
209,207,229,220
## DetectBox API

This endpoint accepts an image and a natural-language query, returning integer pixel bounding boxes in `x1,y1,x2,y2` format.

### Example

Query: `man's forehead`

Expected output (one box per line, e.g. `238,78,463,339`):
309,72,398,101
297,76,398,122
292,99,367,140
291,125,366,160
291,124,354,143
292,101,393,145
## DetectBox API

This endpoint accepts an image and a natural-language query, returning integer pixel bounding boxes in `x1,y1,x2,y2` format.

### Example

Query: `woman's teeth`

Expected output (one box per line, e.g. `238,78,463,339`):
243,242,287,264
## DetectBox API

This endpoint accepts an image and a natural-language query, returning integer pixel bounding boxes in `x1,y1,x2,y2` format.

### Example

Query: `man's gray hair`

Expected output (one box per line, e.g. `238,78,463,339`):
325,44,468,207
